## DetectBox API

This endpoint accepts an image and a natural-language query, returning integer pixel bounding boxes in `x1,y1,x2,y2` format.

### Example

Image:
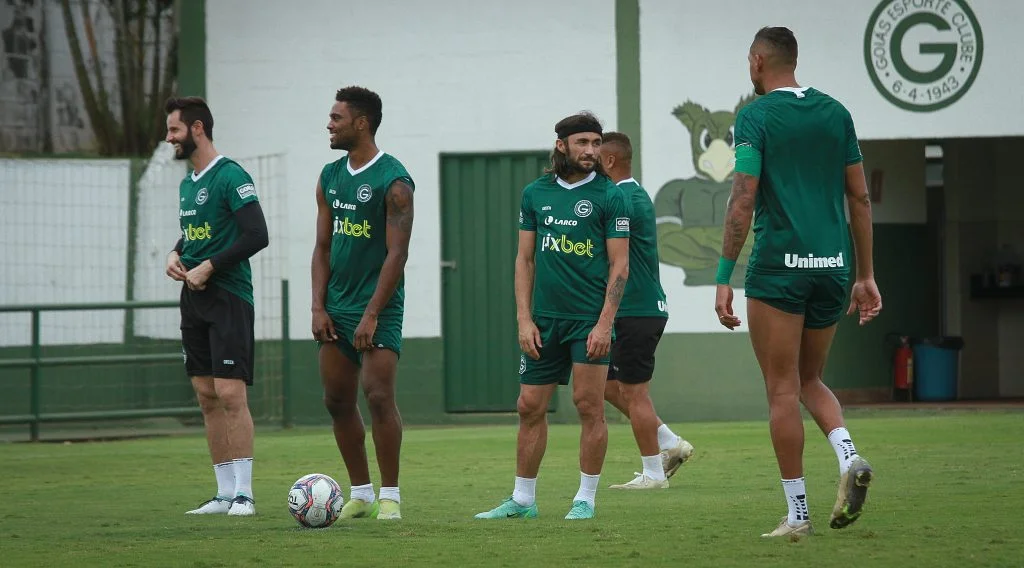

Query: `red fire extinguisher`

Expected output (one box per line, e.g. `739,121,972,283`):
892,336,913,400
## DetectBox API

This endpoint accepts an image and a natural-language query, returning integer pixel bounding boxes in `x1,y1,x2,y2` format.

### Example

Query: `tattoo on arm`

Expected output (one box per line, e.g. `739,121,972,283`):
608,275,626,305
722,172,758,260
386,180,414,232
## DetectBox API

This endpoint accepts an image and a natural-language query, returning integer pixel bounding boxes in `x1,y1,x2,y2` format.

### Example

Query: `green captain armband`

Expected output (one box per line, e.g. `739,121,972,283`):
734,144,762,177
716,257,737,285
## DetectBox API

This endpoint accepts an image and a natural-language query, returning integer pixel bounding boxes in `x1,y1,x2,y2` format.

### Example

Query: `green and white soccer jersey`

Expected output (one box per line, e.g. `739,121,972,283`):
735,87,863,276
519,171,632,320
178,155,260,304
615,178,667,318
319,151,415,319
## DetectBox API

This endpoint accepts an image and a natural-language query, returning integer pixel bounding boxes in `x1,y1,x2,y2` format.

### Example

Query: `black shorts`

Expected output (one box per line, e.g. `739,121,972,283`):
607,316,667,384
180,283,255,384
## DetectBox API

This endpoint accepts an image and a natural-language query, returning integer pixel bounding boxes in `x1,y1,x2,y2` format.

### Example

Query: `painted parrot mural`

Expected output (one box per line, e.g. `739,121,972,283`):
654,92,757,288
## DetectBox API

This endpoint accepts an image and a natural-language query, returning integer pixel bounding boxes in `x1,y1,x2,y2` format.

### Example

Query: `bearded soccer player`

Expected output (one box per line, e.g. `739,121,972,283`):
311,86,414,521
164,96,269,517
475,112,630,521
598,132,694,490
714,27,881,538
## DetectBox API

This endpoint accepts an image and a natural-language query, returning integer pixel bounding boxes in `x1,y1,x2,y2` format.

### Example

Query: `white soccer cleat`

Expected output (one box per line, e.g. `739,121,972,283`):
185,497,232,515
661,438,695,478
761,516,813,538
609,472,670,490
227,495,256,516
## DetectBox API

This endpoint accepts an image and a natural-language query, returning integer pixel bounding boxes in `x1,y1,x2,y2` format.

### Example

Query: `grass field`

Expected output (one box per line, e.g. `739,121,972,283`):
1,410,1022,567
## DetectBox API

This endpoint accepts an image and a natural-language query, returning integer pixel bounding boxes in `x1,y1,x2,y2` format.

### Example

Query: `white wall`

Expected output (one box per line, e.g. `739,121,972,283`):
640,0,1022,144
205,0,618,339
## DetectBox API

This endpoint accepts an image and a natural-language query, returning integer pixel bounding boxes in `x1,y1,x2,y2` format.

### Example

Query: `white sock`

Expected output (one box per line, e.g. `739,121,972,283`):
232,458,253,499
782,477,810,525
573,472,600,508
827,427,859,474
657,424,680,451
641,455,666,481
214,462,234,499
379,486,400,503
512,476,536,507
350,483,375,503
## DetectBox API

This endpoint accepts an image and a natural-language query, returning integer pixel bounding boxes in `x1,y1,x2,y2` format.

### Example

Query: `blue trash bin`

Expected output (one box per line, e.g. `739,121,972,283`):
912,337,965,402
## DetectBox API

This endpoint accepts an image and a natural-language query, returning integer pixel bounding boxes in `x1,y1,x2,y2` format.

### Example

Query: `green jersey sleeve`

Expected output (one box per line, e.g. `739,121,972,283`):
604,184,632,239
734,105,766,177
384,163,416,194
223,163,259,212
519,185,536,231
844,110,864,165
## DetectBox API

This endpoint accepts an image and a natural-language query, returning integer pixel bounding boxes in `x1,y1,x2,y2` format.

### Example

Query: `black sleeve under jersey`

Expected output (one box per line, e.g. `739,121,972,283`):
210,201,270,270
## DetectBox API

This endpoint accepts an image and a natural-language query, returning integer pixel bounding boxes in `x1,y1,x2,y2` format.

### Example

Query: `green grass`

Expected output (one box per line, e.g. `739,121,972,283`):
1,411,1022,567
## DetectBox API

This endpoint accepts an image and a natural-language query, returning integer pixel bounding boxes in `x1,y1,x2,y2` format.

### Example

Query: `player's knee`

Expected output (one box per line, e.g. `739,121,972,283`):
195,390,220,414
799,369,822,386
573,394,604,422
623,387,651,410
363,386,396,414
323,392,358,419
192,383,219,414
516,394,546,422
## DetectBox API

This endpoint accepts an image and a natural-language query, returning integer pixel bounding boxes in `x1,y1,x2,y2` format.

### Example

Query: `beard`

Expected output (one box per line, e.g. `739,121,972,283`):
173,133,197,160
752,78,766,96
330,133,353,151
568,153,596,174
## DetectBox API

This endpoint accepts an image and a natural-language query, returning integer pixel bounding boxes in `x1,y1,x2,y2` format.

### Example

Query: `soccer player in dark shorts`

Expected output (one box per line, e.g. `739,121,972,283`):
164,97,269,517
714,27,882,538
311,86,415,521
475,112,630,521
598,133,694,490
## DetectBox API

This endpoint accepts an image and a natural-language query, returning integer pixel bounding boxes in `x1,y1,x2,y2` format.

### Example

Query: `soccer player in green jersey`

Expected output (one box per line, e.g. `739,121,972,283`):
311,86,415,521
475,112,630,521
598,132,694,490
714,27,882,538
163,97,269,517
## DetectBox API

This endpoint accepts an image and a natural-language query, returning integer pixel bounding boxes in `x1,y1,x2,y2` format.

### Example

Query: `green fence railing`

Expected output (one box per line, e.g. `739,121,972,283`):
0,280,291,441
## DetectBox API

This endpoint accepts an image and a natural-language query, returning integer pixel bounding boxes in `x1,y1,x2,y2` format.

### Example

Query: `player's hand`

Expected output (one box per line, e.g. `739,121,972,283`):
518,318,543,360
311,308,338,342
166,251,188,281
353,313,378,352
586,320,613,360
185,259,214,291
847,278,882,325
715,284,741,329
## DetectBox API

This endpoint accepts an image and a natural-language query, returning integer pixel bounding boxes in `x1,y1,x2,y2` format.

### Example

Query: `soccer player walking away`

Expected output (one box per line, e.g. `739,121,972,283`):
475,112,630,521
714,27,882,538
164,97,269,517
311,86,415,521
598,132,694,490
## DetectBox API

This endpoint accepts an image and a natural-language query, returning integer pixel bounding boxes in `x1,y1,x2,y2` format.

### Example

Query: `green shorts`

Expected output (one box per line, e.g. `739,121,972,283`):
519,316,611,386
322,312,403,366
744,271,849,329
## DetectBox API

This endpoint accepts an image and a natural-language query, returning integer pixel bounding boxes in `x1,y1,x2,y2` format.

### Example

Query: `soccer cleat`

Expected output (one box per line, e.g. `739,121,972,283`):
339,498,380,519
564,500,595,520
474,497,538,519
609,472,670,490
377,499,402,520
227,495,256,516
661,438,695,478
830,455,874,529
185,497,232,515
761,516,813,538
